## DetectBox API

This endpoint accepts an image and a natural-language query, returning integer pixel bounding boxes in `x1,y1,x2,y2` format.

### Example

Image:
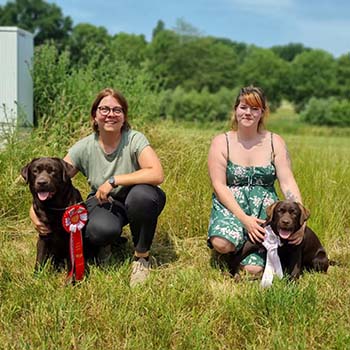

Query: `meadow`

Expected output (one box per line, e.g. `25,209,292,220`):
0,104,349,350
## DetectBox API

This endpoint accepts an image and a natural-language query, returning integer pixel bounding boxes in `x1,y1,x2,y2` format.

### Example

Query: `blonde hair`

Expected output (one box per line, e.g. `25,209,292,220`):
231,86,270,131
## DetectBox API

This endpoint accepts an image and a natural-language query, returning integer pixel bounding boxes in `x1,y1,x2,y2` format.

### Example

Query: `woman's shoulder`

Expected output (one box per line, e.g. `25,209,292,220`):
263,129,284,142
211,131,233,143
209,132,233,156
270,132,286,145
124,129,150,151
266,131,287,152
126,129,148,141
123,128,143,137
70,133,96,148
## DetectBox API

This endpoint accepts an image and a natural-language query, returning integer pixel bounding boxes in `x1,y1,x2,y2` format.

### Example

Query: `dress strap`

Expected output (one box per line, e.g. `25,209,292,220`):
270,132,275,163
225,132,230,161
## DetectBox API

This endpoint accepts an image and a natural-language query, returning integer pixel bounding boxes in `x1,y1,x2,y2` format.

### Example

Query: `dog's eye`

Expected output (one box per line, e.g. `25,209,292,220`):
46,166,54,174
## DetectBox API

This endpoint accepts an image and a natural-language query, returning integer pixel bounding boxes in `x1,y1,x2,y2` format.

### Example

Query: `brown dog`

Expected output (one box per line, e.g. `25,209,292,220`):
229,200,329,280
21,157,84,272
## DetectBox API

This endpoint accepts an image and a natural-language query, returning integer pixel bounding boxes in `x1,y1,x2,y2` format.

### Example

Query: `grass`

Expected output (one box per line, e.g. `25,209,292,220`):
1,112,350,349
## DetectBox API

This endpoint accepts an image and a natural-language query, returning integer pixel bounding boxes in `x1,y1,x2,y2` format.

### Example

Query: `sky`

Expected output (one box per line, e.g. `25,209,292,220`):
1,0,349,57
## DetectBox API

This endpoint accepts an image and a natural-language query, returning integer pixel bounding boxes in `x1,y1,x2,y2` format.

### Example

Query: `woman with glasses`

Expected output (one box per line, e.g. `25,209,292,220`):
30,87,166,287
207,86,304,277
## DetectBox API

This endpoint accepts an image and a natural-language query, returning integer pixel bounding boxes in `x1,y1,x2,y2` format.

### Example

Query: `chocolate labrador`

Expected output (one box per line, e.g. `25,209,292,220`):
21,157,84,272
229,200,329,280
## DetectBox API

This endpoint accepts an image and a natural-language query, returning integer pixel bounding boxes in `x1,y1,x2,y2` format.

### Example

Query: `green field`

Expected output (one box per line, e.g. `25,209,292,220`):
0,115,349,349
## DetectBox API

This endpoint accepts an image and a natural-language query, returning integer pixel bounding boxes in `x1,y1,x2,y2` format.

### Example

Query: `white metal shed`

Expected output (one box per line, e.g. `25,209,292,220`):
0,26,34,126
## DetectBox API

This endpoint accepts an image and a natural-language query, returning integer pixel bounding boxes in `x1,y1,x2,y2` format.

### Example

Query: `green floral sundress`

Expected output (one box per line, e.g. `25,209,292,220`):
208,132,278,267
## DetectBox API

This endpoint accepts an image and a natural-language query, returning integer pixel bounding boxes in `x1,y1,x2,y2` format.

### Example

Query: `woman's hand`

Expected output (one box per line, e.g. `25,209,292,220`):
288,222,306,245
241,215,266,243
29,206,51,235
96,181,113,204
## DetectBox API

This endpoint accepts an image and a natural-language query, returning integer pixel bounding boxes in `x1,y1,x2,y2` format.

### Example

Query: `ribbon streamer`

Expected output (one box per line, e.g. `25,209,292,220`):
261,225,283,288
62,204,88,283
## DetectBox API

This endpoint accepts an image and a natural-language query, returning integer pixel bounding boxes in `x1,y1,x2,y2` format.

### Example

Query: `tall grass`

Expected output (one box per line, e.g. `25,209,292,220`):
1,118,350,349
1,46,350,349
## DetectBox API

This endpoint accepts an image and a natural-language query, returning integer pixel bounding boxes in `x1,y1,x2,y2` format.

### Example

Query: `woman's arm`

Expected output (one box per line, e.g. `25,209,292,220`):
29,205,51,235
63,154,80,177
274,134,302,203
96,145,164,202
208,134,265,243
114,145,164,186
274,134,304,244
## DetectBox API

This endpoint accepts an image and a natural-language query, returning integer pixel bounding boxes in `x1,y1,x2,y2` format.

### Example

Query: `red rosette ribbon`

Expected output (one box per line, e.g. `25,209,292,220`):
62,204,88,283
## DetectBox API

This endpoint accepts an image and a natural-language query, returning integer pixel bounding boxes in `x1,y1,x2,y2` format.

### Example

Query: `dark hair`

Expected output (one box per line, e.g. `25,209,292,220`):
90,88,131,133
231,86,270,131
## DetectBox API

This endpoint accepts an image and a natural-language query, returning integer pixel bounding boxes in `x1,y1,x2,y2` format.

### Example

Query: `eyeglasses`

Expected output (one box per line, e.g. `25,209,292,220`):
97,106,124,116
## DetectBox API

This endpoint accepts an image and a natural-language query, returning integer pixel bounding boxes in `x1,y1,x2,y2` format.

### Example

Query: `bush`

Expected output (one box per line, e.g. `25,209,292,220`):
300,97,350,126
160,87,238,122
33,43,162,139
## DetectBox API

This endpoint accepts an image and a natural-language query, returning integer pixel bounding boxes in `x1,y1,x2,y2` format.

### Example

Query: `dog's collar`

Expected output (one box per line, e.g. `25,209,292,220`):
47,196,95,211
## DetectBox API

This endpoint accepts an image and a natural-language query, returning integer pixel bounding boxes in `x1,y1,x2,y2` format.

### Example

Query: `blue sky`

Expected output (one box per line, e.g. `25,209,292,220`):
1,0,349,57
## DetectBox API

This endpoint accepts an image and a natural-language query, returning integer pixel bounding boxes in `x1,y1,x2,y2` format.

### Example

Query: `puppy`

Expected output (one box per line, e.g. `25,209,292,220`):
266,200,329,279
21,157,84,272
229,200,329,280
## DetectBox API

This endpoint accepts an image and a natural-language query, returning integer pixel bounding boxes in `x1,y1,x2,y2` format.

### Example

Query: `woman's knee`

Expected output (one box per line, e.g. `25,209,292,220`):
242,265,264,275
211,237,236,254
85,217,123,246
126,185,165,216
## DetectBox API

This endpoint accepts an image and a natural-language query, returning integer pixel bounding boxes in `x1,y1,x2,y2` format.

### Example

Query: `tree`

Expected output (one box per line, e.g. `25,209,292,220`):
67,23,111,65
237,47,290,109
169,37,239,92
147,31,239,92
152,19,165,39
0,0,72,47
111,33,147,68
172,17,202,39
213,37,249,63
289,50,337,111
146,29,181,88
271,43,311,62
335,53,350,99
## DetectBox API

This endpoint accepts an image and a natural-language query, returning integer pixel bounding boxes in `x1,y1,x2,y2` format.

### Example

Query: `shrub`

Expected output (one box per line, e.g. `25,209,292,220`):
160,87,238,122
300,97,350,126
33,43,162,139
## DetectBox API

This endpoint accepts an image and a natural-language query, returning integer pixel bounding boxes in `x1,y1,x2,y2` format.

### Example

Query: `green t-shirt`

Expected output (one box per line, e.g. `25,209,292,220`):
68,129,150,199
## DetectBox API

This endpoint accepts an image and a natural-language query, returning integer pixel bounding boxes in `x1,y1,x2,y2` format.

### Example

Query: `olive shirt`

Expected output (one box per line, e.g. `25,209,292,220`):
68,130,149,200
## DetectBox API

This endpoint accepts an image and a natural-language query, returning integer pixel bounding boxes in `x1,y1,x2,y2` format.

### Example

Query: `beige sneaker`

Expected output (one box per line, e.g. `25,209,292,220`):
130,257,151,287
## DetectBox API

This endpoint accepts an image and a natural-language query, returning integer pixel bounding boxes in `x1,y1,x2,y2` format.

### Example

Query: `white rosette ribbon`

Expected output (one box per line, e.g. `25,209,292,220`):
261,225,283,288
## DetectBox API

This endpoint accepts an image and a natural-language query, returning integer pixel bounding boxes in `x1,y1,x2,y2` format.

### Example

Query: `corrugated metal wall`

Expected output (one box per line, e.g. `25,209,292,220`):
0,27,33,126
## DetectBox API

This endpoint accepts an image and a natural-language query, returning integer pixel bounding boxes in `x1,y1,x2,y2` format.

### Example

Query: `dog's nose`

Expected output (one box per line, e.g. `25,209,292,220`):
36,179,48,186
281,219,291,225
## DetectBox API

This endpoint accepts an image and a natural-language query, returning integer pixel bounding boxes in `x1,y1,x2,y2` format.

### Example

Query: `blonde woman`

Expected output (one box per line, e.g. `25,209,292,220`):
207,86,304,275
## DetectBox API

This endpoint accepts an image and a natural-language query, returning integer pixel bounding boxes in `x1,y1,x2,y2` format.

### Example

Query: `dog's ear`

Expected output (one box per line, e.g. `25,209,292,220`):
21,164,30,183
60,159,76,182
297,202,310,225
21,159,37,184
265,201,279,224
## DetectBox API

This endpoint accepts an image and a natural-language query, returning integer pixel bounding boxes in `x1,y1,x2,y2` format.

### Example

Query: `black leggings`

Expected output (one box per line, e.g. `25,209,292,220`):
84,184,166,253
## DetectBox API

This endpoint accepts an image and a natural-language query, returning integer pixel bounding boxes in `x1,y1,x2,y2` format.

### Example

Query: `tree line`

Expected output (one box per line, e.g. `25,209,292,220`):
1,0,349,126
